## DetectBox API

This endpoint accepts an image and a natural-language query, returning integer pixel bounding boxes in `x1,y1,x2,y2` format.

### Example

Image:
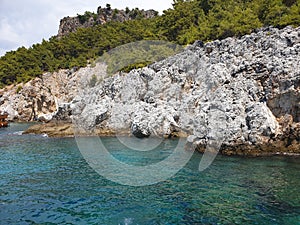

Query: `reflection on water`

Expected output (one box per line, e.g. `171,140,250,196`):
0,123,299,224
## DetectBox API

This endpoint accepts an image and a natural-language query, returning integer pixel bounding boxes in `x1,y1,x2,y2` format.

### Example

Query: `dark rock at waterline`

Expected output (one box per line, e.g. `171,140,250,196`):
131,122,151,138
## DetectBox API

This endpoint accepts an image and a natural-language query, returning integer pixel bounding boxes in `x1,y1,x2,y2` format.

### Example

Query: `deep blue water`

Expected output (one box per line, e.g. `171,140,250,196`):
0,123,299,225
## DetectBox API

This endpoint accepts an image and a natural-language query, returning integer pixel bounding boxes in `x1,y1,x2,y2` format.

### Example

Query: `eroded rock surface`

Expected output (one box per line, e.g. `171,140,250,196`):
4,26,300,155
0,64,107,121
70,26,300,155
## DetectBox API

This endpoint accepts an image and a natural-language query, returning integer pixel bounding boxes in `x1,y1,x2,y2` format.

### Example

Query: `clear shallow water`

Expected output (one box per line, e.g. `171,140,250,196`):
0,123,299,225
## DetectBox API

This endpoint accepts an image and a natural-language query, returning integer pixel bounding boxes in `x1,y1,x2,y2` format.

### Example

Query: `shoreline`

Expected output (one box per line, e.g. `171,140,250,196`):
22,122,300,157
2,26,300,159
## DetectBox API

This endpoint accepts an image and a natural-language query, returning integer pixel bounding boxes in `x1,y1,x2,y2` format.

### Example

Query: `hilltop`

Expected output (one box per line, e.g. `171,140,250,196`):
58,5,158,37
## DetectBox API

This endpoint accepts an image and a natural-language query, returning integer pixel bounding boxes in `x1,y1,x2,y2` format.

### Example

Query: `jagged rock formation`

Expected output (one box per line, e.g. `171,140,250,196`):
69,26,300,155
0,64,107,121
3,26,300,155
58,6,158,37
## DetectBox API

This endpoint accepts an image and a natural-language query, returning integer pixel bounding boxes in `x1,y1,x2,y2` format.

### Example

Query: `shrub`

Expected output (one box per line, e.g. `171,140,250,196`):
16,85,22,94
89,74,98,87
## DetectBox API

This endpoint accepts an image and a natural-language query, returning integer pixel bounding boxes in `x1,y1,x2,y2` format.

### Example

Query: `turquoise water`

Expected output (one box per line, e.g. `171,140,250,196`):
0,123,299,225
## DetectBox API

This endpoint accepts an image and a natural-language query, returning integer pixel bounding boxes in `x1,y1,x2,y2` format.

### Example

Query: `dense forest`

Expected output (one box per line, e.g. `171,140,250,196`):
1,0,300,88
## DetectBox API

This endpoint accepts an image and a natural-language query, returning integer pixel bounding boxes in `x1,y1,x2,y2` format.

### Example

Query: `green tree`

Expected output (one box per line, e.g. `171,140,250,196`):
106,4,111,11
280,0,300,26
89,74,98,87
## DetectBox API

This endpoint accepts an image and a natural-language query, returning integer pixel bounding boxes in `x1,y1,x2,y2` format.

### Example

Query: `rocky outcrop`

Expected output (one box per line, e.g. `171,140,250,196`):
68,26,299,155
7,26,300,155
58,6,158,37
22,122,116,137
0,64,107,121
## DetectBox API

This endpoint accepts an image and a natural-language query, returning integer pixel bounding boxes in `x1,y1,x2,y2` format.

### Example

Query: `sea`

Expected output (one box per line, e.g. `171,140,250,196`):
0,123,299,224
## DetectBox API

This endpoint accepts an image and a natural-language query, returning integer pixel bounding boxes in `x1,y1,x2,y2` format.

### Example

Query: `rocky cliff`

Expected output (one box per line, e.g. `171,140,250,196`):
2,26,300,155
68,26,300,156
0,64,107,121
58,6,158,37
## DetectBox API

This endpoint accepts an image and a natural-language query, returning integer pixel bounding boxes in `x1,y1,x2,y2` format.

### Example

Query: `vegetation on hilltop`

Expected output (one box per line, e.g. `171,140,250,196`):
1,0,300,88
157,0,300,44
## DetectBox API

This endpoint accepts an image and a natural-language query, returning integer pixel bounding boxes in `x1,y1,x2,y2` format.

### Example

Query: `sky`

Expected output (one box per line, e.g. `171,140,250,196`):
0,0,174,56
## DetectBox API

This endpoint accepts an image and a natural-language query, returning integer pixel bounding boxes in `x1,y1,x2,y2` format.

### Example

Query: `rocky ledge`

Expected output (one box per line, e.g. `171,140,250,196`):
22,122,117,138
17,26,300,155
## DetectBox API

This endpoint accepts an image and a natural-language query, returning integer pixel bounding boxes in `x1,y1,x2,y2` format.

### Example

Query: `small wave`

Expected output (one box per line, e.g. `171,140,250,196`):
276,152,300,156
8,131,24,136
42,134,48,138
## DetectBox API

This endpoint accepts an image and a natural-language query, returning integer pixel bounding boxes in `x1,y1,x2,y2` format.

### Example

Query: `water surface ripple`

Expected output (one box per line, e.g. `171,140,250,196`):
0,124,299,224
